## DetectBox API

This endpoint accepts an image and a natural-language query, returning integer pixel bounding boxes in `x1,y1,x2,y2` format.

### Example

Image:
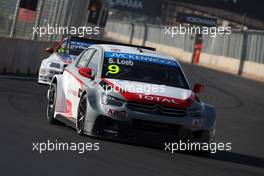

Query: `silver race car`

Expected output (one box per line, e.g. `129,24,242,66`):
47,44,216,146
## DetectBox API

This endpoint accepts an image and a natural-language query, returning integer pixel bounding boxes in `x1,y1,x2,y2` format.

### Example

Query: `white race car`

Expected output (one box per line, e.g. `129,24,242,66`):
38,36,91,85
47,43,216,147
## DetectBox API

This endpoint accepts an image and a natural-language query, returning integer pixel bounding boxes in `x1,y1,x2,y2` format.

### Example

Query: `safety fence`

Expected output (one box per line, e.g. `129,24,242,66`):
0,0,70,40
0,0,105,41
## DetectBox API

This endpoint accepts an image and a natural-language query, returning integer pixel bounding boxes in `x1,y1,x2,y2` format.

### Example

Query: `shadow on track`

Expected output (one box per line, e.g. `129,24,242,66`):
203,151,264,169
48,116,264,170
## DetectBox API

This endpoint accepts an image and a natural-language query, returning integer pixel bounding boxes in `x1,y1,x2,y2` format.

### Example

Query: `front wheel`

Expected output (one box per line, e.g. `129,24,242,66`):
47,83,57,123
76,94,87,135
196,130,215,154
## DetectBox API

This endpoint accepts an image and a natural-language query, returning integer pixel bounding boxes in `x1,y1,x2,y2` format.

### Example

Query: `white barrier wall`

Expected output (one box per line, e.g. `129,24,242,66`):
243,61,264,78
199,53,240,74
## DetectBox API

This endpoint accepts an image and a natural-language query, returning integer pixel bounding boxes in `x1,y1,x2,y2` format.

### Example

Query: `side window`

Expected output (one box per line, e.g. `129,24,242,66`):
87,51,100,75
76,49,95,68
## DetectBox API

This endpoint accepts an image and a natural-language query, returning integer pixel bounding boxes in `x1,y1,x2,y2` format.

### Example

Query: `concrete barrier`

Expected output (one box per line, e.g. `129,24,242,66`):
0,37,55,75
242,61,264,79
199,53,240,74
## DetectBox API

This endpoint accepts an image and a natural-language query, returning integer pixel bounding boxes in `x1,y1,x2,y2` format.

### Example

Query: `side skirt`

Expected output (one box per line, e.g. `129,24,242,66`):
55,114,76,129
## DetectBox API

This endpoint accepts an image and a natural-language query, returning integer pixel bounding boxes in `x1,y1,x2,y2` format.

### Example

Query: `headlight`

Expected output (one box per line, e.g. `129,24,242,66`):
101,94,125,107
188,108,203,117
49,62,61,69
39,68,46,74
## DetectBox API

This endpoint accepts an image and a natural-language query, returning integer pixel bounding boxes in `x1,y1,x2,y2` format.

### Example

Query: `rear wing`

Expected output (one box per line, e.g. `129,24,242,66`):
69,36,156,51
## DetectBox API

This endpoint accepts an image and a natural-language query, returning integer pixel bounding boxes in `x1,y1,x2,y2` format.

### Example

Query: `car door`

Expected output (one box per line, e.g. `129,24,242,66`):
71,49,102,118
63,48,95,118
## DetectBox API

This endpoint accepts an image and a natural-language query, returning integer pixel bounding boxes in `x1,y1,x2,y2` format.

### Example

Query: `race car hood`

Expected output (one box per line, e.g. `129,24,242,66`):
103,78,194,108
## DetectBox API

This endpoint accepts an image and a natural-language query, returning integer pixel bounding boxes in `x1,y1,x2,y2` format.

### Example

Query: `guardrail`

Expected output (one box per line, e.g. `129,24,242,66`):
105,20,264,80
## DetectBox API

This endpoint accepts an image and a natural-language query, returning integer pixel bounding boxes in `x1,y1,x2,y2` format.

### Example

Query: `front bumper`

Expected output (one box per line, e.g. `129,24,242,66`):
38,68,63,85
84,103,213,145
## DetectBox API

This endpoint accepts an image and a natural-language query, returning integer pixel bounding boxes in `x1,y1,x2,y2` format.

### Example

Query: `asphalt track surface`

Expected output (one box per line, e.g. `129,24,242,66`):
1,63,264,176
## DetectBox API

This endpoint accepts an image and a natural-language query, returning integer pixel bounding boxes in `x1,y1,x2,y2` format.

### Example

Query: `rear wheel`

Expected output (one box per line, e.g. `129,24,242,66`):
47,83,57,123
76,94,87,135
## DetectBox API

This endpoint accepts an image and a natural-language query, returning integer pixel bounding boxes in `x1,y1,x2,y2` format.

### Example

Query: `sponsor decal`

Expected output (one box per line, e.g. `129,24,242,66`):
108,57,134,66
177,12,217,27
138,94,180,105
104,52,178,67
125,92,194,108
107,108,127,118
67,89,78,97
70,41,91,50
102,78,194,108
110,48,121,52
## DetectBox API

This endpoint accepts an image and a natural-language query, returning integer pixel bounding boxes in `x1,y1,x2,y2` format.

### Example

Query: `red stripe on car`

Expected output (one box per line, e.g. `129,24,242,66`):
65,99,73,117
101,78,194,108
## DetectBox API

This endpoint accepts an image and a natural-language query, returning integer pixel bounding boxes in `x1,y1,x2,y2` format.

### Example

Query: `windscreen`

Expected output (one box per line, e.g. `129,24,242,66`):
102,52,189,89
69,40,92,56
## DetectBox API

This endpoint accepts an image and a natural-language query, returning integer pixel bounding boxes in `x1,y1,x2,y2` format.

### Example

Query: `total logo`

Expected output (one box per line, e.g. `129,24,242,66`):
138,94,180,104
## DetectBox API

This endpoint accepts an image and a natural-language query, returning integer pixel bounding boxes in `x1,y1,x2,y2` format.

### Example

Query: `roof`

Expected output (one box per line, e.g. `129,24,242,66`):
69,36,156,51
97,44,178,62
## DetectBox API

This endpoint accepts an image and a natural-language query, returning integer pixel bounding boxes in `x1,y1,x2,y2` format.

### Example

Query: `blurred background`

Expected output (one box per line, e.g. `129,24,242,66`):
0,0,263,80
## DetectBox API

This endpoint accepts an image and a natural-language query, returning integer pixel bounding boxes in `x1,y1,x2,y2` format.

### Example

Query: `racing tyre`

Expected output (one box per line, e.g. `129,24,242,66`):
47,83,57,123
76,94,87,135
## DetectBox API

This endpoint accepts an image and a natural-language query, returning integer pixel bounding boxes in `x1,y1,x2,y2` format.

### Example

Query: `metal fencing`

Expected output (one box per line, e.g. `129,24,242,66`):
0,0,93,41
105,20,264,64
1,0,65,40
202,32,243,60
246,32,264,63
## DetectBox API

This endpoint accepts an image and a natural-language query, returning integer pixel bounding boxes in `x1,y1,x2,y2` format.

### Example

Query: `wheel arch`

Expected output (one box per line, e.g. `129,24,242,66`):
202,103,216,130
50,75,65,113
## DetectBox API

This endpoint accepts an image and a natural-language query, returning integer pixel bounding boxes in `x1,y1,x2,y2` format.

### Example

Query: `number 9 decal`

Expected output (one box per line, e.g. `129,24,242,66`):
108,64,120,74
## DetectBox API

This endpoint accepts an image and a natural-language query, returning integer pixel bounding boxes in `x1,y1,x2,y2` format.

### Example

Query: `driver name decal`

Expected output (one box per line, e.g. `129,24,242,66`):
104,52,179,67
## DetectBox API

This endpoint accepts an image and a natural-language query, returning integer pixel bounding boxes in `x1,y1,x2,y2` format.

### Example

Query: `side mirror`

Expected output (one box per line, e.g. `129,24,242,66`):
78,68,94,79
193,83,204,94
45,47,54,53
